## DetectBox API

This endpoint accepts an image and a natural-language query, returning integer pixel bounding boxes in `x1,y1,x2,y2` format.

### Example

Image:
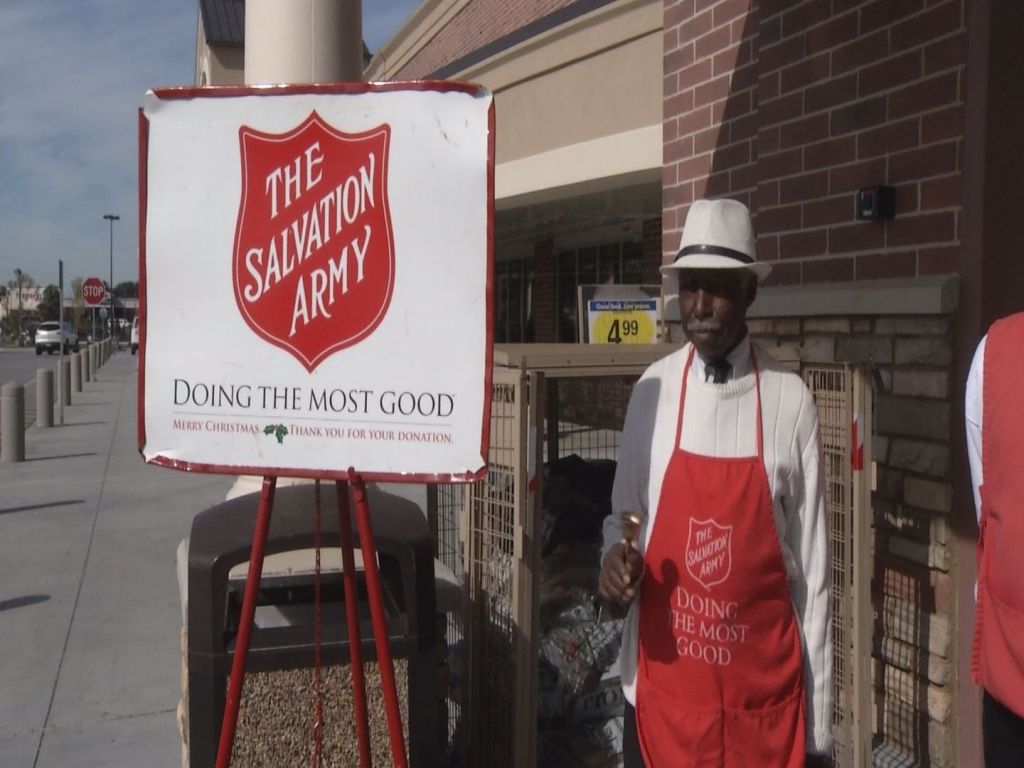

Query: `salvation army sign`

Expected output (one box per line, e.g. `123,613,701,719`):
685,518,733,591
234,114,395,370
139,83,493,482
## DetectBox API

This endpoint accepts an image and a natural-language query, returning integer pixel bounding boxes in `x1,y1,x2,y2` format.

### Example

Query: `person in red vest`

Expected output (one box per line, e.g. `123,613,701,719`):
965,311,1024,767
599,198,833,768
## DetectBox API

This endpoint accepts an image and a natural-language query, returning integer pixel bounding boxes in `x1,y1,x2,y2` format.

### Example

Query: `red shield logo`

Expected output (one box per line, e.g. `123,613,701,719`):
685,518,733,591
233,112,395,371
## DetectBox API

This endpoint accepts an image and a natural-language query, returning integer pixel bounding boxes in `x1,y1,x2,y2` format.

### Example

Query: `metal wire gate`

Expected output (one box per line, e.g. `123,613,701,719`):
803,363,874,768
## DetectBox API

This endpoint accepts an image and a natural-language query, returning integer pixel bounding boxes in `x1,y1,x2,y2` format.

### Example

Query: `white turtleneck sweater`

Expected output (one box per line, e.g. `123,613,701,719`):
604,339,834,755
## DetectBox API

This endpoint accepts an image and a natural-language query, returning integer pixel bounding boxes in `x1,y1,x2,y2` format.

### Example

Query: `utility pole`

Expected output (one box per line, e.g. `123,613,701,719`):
58,260,65,426
103,213,120,348
14,268,23,345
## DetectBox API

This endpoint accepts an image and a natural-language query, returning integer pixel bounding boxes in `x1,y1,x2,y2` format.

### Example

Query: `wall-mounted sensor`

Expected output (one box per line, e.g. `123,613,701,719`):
857,186,896,220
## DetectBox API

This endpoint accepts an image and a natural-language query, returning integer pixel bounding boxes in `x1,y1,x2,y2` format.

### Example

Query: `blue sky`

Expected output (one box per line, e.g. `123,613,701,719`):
0,0,420,291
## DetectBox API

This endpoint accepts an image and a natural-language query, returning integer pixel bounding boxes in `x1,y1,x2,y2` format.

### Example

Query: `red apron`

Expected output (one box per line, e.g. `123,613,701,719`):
635,344,806,768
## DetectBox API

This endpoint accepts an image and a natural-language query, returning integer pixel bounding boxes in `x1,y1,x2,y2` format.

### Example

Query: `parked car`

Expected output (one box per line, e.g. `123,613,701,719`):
35,321,79,355
130,316,140,355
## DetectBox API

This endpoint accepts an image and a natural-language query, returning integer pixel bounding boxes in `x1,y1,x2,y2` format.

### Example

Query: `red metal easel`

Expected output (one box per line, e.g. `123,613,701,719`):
214,468,409,768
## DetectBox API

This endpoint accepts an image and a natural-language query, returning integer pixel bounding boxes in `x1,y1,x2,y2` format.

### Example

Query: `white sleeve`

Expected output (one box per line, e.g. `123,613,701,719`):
787,398,833,755
605,379,652,560
965,335,985,521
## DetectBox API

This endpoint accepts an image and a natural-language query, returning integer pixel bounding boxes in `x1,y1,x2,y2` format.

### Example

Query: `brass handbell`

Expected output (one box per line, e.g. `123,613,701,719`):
598,510,645,623
621,510,643,553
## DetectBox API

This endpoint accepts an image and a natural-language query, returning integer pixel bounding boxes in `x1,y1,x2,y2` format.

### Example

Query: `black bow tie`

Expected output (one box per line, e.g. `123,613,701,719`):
706,359,732,384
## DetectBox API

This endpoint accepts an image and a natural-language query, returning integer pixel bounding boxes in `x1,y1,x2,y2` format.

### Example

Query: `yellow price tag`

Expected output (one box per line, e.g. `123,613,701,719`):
592,309,655,344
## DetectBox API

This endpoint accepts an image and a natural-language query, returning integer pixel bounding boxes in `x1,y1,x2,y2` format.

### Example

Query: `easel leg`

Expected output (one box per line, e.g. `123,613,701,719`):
215,475,276,768
348,468,409,768
337,480,373,767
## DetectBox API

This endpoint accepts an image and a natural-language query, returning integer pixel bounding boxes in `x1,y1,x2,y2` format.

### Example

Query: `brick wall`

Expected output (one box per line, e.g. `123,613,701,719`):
663,0,761,247
750,314,956,767
395,0,579,79
664,0,967,287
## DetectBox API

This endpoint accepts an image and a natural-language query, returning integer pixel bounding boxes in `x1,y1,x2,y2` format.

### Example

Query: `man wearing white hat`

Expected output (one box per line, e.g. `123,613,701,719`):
598,198,833,767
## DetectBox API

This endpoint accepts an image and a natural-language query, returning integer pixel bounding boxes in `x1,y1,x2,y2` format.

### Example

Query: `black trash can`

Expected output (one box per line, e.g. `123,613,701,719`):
186,483,438,767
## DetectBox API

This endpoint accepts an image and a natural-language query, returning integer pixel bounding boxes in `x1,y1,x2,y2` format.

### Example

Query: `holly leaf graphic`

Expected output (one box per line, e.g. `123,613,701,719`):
274,425,288,444
263,425,276,436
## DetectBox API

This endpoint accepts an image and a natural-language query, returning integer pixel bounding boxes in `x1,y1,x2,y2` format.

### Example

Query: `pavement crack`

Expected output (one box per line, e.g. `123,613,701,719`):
103,708,177,724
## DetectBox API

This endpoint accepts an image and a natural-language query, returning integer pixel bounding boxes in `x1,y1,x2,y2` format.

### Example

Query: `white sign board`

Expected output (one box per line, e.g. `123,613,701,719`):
139,84,494,482
0,288,44,313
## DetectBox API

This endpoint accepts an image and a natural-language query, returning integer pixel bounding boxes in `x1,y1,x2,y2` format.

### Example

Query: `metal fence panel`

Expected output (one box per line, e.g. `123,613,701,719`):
803,364,872,768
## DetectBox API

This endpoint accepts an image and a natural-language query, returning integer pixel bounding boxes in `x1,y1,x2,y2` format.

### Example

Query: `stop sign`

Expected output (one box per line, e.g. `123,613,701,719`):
82,277,106,306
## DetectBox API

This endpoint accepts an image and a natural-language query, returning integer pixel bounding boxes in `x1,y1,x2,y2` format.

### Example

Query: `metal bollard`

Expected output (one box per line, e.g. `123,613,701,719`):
1,382,25,463
83,346,92,383
90,343,98,378
36,370,54,428
61,358,71,407
71,352,82,393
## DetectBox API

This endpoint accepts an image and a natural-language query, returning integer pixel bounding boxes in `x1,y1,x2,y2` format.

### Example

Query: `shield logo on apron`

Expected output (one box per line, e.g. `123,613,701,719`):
685,518,733,590
232,111,395,372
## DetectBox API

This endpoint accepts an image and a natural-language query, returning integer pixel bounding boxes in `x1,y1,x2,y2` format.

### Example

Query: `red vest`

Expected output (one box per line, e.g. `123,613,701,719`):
972,312,1024,716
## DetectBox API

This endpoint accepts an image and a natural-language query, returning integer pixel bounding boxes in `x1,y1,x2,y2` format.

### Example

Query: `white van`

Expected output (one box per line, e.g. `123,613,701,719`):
130,315,140,355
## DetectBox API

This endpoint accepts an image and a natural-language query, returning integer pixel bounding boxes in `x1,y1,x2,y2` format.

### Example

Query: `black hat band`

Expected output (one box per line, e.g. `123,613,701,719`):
678,244,754,264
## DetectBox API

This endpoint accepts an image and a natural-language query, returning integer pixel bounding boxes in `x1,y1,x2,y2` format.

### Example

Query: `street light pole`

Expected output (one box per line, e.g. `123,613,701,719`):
14,268,23,346
103,213,119,348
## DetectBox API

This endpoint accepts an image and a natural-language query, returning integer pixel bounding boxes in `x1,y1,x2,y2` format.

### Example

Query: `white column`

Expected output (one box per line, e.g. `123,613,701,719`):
233,0,363,501
244,0,363,85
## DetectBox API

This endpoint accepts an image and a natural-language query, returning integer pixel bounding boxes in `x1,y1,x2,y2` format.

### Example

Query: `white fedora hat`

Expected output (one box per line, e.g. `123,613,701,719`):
661,198,771,282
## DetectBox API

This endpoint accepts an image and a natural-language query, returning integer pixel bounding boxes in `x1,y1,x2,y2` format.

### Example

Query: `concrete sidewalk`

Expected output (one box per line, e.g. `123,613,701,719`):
0,353,233,768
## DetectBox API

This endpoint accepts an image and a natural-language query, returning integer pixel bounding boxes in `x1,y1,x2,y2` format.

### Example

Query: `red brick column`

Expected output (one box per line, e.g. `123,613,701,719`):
531,238,557,343
642,217,664,280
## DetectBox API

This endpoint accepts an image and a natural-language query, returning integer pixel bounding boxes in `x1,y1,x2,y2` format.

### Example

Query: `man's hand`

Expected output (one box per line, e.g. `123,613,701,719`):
598,542,644,604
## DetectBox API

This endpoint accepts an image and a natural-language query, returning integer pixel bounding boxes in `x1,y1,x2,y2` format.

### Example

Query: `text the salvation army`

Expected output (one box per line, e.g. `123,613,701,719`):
240,141,379,337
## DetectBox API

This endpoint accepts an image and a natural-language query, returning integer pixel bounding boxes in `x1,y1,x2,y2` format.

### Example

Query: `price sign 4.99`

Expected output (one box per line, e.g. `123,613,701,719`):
587,299,657,345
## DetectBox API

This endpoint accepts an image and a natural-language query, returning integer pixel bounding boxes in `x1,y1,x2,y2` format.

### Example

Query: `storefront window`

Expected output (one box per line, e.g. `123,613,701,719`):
556,239,641,342
622,240,644,284
557,251,578,342
507,260,522,343
493,258,533,343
